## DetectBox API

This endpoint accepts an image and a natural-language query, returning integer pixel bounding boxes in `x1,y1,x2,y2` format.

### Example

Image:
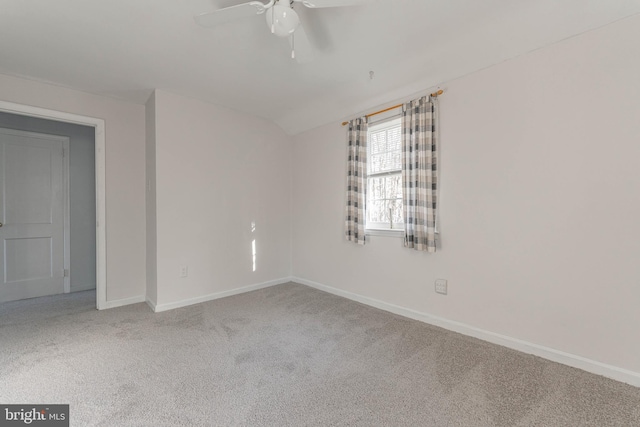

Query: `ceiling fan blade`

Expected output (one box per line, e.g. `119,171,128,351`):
195,1,269,28
293,0,367,8
290,24,314,64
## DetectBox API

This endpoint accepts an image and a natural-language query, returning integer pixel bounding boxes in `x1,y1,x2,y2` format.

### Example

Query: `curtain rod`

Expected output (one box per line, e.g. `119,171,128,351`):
341,89,443,126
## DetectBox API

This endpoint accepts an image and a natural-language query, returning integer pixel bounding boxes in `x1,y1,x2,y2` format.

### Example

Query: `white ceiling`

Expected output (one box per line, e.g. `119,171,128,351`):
1,0,639,135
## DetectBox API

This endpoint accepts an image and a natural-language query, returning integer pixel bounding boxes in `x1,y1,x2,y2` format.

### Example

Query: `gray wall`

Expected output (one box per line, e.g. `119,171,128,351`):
145,92,157,304
0,112,96,292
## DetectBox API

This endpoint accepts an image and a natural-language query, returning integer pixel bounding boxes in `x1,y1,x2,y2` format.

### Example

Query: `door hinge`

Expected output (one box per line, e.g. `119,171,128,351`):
64,269,70,277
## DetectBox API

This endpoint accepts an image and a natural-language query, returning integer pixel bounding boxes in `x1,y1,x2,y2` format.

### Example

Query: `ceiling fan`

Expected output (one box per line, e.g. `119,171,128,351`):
195,0,367,62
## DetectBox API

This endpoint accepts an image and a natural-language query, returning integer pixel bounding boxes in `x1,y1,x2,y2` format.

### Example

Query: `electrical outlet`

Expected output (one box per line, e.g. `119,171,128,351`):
435,279,447,295
180,266,188,278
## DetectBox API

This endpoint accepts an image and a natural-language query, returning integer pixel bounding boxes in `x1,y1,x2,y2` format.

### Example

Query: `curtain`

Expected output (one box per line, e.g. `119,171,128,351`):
402,96,437,252
345,117,368,245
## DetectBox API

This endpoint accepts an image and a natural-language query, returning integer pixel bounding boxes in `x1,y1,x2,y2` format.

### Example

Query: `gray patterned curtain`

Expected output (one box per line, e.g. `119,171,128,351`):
345,117,368,245
402,96,437,252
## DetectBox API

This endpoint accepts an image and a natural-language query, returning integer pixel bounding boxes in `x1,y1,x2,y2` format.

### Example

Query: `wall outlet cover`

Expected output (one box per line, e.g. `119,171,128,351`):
435,279,447,295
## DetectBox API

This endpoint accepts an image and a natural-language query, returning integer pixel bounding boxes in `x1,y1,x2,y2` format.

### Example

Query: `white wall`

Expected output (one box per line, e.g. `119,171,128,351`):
292,15,640,375
0,112,96,292
151,90,292,306
0,74,146,302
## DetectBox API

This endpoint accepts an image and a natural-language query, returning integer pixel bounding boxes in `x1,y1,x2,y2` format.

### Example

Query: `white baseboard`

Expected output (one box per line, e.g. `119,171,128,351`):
292,276,640,388
145,297,157,312
70,284,97,293
102,294,146,310
151,277,292,313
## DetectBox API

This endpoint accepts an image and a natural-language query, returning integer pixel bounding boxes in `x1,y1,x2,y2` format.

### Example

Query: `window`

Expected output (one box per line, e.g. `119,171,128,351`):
346,95,437,248
366,117,403,231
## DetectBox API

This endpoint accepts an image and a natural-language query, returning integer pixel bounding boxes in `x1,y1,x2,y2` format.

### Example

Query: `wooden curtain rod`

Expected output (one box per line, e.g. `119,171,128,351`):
341,89,443,126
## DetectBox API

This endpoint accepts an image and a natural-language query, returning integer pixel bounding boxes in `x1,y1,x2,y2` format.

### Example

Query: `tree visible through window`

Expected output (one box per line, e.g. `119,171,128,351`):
366,117,403,230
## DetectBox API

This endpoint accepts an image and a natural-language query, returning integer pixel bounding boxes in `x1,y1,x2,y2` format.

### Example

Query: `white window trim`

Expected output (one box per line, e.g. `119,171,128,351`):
366,228,404,238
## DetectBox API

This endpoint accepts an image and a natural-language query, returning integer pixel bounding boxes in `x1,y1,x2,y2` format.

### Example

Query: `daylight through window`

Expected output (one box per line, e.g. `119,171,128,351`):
366,117,403,230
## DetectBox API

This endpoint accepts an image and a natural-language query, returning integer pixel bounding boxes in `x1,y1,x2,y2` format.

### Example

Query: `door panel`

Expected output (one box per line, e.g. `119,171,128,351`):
5,237,53,282
0,128,65,303
5,143,55,224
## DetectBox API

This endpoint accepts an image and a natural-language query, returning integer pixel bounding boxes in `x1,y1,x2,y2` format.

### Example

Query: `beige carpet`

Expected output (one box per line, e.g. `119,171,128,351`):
1,282,639,426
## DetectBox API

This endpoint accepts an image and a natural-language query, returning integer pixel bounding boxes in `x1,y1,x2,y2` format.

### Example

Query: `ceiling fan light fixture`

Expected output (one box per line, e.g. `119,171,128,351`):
265,4,300,37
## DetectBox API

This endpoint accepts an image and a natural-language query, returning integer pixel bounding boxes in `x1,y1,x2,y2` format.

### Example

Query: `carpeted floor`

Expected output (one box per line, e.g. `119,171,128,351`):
1,282,639,426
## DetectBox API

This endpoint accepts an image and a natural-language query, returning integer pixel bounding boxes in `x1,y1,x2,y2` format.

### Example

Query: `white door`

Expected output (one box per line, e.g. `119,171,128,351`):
0,128,66,303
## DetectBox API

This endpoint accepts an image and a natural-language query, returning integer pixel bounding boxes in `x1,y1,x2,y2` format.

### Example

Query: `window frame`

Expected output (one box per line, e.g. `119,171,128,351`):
365,116,404,237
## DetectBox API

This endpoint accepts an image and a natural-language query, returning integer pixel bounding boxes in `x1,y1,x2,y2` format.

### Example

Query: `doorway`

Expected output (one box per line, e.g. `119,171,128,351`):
0,100,107,309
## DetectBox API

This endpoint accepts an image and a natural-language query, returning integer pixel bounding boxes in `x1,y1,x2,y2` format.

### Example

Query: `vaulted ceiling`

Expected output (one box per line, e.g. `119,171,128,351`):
1,0,639,134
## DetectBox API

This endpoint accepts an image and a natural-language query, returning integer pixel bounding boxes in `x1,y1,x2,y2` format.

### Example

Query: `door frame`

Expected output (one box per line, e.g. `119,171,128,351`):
0,100,107,310
63,137,70,293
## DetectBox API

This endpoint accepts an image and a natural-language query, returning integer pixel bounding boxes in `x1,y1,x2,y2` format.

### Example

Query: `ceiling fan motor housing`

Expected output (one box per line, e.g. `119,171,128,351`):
265,1,301,37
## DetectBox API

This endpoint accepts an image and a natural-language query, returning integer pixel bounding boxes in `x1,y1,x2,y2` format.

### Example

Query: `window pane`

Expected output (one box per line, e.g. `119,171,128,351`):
368,176,385,200
385,175,402,199
392,152,401,170
389,198,404,226
369,130,387,154
387,127,401,151
370,154,381,175
371,153,400,174
367,199,389,224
